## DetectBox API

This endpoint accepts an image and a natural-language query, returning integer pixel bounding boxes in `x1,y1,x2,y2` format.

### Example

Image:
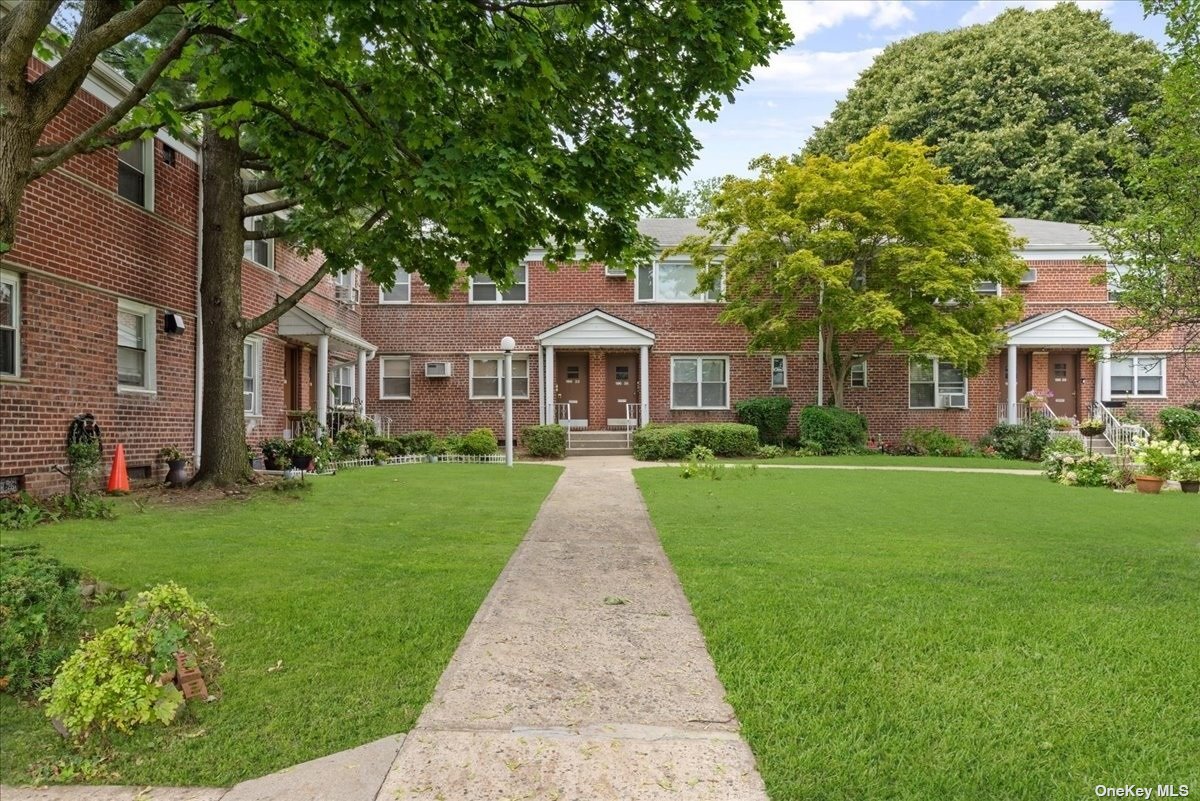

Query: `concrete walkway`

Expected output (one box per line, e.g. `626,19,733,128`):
377,455,768,800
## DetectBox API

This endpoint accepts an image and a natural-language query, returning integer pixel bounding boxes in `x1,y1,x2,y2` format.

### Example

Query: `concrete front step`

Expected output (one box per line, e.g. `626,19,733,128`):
567,446,634,456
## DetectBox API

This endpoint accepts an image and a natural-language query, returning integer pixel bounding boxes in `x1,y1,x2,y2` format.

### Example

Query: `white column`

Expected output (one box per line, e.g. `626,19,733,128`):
544,345,555,423
1007,344,1019,423
315,335,329,433
537,346,546,425
503,350,514,467
639,345,650,427
356,349,368,418
1100,344,1112,403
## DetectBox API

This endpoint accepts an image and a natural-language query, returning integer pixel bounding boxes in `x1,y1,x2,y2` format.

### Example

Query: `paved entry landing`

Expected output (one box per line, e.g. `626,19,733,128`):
379,456,768,800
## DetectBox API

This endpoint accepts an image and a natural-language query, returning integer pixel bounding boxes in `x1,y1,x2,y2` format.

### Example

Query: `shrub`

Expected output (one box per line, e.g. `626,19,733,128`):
735,397,793,444
632,427,693,461
334,427,365,458
683,423,759,457
522,425,566,458
365,435,402,456
0,492,56,530
1044,436,1086,457
1158,407,1200,446
897,428,976,457
288,436,320,459
981,417,1052,461
680,445,721,479
66,441,102,501
0,546,85,695
1044,452,1114,487
459,428,499,456
797,406,867,454
42,583,221,741
397,431,438,455
755,445,785,459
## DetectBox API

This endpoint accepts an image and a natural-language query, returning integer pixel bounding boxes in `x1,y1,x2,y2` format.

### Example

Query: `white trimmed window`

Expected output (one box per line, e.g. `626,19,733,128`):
243,338,262,416
331,364,355,406
850,358,867,388
470,265,527,303
470,355,529,398
243,215,275,268
117,138,153,209
1111,355,1165,397
0,270,19,377
333,269,360,305
909,358,967,409
771,355,787,388
380,356,412,399
117,299,156,392
380,267,411,304
671,356,728,409
636,260,721,303
975,281,1001,296
1107,263,1124,302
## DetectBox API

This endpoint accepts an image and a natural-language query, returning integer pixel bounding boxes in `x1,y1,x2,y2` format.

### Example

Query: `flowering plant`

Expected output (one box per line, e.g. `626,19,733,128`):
1131,437,1193,478
1044,452,1113,487
1021,390,1054,405
1078,418,1106,437
1175,460,1200,482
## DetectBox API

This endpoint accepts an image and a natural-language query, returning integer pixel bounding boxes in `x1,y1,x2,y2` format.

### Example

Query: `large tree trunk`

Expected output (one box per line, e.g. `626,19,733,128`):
192,121,252,486
823,327,847,408
0,98,35,253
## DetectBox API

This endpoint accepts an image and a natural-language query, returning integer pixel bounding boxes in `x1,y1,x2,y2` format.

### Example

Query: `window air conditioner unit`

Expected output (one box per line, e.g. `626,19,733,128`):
604,265,628,277
425,361,452,378
940,393,968,409
334,284,359,304
1019,268,1038,285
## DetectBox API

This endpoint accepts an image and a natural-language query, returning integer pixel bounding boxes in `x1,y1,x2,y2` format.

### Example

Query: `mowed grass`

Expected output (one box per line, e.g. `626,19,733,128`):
635,468,1200,801
735,454,1039,470
0,464,561,787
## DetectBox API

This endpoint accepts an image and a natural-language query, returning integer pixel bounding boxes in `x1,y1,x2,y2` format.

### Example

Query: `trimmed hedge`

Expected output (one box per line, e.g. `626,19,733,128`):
459,428,499,456
797,406,867,454
735,396,793,444
521,425,566,458
397,431,438,455
633,423,759,461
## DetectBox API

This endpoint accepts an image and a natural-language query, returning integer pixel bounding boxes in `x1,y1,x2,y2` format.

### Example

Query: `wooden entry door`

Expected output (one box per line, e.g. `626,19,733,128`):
284,346,302,410
605,353,638,425
1047,351,1079,418
555,353,588,427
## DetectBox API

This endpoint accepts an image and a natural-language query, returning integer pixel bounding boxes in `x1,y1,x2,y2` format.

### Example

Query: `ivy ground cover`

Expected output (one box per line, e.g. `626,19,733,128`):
635,468,1199,801
1,464,561,786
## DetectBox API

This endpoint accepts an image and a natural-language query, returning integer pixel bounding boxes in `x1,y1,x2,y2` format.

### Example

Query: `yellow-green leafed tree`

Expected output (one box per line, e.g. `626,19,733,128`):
678,128,1028,407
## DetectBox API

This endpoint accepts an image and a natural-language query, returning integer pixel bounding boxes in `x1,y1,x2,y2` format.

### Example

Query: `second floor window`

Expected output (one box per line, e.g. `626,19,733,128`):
333,270,360,305
636,261,721,302
380,268,411,303
244,216,275,268
117,139,152,208
471,266,527,303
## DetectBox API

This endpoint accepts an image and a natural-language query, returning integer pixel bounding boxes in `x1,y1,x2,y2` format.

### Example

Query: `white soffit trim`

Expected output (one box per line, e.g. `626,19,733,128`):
1004,309,1114,346
537,309,655,347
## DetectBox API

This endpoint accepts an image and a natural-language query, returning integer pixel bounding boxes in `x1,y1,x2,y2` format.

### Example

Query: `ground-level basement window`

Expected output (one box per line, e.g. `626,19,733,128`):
1111,355,1165,397
671,356,728,409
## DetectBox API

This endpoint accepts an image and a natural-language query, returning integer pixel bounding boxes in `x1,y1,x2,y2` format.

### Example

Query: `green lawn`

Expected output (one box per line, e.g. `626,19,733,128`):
635,468,1200,801
1,464,561,787
732,454,1040,470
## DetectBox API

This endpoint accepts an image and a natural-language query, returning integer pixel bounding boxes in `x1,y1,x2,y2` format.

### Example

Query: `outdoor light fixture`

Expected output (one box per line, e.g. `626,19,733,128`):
164,313,185,334
501,337,516,467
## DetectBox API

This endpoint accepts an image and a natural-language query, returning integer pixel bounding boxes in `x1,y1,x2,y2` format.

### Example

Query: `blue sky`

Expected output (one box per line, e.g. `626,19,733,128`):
682,0,1167,183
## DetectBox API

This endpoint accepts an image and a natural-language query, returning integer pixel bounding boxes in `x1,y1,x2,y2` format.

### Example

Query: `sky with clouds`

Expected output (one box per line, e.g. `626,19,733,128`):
682,0,1167,183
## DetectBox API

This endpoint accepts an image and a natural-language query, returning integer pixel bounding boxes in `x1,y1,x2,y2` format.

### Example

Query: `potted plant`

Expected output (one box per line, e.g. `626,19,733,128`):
1131,437,1193,494
158,447,190,488
1175,460,1200,494
246,444,265,471
1051,417,1074,432
260,438,291,470
288,436,320,471
1079,418,1106,437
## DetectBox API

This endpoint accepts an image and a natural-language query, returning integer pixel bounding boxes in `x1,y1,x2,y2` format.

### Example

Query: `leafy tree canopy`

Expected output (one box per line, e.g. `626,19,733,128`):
649,176,727,218
1095,0,1200,351
677,128,1028,406
805,4,1163,224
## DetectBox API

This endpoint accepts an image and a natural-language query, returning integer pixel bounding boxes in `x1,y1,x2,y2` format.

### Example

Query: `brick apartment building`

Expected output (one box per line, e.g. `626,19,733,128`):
3,61,1196,494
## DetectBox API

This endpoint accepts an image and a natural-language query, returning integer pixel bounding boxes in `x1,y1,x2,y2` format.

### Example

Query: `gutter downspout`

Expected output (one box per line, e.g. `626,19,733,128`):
192,148,204,467
816,282,824,406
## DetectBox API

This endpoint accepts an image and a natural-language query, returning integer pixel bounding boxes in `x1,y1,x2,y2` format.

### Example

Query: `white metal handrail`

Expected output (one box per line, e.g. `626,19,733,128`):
1091,401,1149,454
996,401,1057,425
555,402,572,450
622,403,640,446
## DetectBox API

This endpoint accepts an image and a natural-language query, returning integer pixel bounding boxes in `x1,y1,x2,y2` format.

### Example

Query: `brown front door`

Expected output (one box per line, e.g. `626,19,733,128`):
555,353,588,426
606,353,638,424
1047,351,1079,418
284,346,302,410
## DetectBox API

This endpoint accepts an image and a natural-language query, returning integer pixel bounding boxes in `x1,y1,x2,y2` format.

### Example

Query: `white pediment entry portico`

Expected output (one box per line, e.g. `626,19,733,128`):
536,309,656,348
1002,309,1114,346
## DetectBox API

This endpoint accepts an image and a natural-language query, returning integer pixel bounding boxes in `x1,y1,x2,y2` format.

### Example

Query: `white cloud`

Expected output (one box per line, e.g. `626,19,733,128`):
752,48,884,93
957,0,1115,26
781,1,916,43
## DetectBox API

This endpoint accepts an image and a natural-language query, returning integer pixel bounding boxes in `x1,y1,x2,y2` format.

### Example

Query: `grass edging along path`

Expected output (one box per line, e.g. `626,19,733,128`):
635,468,1200,801
0,464,562,787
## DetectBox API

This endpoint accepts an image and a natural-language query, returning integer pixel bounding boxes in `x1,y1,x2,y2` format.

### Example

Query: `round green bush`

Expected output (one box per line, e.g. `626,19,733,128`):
521,425,566,458
459,428,499,456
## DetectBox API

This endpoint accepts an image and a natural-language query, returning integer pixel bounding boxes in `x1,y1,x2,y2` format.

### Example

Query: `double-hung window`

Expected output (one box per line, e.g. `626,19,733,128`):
1107,263,1125,302
117,299,156,391
469,355,529,398
243,215,275,268
636,260,721,302
771,356,787,388
243,338,262,416
850,358,868,388
331,365,355,406
380,356,412,399
671,356,728,409
333,269,360,305
0,270,19,377
380,267,411,304
909,358,967,408
1111,355,1165,397
470,266,527,303
117,138,152,209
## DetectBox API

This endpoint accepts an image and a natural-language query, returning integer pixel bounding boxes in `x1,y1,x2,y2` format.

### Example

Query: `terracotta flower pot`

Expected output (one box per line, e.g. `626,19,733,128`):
1134,475,1165,494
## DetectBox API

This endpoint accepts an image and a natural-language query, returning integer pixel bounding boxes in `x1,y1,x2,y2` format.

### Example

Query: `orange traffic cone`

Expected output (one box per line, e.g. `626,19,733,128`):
107,443,130,495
